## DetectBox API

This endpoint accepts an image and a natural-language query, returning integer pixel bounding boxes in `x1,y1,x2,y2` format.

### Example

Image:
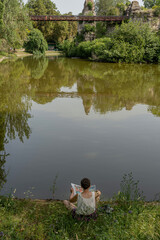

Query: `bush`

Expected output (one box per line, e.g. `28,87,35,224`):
24,29,48,55
83,24,95,33
0,39,10,52
153,5,160,16
62,21,160,63
87,1,93,10
107,7,120,16
116,3,126,15
110,21,160,63
61,40,77,57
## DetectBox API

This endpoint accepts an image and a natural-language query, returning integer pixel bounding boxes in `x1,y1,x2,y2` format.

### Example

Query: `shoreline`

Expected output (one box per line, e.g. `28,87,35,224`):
15,49,62,58
3,196,160,204
0,49,62,62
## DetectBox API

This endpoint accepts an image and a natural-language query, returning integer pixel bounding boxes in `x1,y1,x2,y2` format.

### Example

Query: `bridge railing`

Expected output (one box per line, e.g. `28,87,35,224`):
30,15,129,22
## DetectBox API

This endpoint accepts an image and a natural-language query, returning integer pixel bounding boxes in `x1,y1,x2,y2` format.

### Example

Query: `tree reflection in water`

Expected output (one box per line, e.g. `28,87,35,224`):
29,57,160,116
1,56,160,189
0,59,32,190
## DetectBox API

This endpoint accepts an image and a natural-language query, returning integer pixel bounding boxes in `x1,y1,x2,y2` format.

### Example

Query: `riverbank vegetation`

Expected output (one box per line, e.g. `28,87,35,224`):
0,0,77,57
24,29,48,55
1,0,160,60
0,173,160,240
62,21,160,63
0,199,159,240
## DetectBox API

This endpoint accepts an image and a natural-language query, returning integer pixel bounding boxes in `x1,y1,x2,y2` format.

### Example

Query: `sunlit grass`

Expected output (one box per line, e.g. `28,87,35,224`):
0,198,159,240
0,173,159,239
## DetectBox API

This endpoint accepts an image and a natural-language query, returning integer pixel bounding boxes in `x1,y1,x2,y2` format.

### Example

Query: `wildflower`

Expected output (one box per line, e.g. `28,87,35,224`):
128,210,132,214
0,232,4,237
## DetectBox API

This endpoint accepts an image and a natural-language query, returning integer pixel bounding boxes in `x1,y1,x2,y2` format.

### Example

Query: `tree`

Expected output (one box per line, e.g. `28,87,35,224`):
1,0,32,48
143,0,156,8
95,0,130,15
95,0,131,37
26,0,77,44
0,1,4,36
24,28,48,54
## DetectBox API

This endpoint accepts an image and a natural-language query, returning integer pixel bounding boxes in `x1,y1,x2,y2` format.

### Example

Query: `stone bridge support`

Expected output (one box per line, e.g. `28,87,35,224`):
128,1,160,31
78,0,96,41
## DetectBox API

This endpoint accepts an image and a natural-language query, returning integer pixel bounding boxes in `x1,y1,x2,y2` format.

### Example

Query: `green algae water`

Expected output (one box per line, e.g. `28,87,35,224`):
0,56,160,200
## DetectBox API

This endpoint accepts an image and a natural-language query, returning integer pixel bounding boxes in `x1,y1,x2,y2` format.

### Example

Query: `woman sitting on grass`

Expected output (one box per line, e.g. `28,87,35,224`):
63,178,101,220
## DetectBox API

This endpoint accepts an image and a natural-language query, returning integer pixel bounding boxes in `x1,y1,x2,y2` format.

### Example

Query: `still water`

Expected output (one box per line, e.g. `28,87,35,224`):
0,56,160,200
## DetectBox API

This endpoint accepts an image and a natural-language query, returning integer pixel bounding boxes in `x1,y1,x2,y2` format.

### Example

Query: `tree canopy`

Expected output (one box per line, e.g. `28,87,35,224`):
26,0,77,43
95,0,131,16
24,28,48,55
0,0,32,49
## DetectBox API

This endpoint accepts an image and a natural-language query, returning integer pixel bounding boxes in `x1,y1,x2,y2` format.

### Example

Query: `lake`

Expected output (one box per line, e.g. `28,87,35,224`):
0,56,160,200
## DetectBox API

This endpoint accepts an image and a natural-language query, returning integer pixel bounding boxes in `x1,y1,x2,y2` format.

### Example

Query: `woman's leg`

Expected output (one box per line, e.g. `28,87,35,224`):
63,200,76,210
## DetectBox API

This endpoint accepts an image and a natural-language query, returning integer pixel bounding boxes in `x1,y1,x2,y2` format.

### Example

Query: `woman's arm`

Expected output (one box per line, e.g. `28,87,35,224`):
70,193,78,203
69,188,78,203
95,190,101,202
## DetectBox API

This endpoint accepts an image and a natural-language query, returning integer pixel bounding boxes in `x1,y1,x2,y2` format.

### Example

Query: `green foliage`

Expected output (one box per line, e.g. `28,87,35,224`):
96,22,107,38
0,39,10,52
83,24,96,33
143,0,156,8
63,21,160,63
107,7,120,15
0,191,159,239
117,172,145,201
87,1,93,10
86,11,94,16
153,5,160,16
95,0,130,16
0,1,4,35
1,0,32,48
116,2,126,14
24,29,48,55
60,40,77,57
27,0,77,44
110,21,160,63
143,0,160,8
95,0,131,35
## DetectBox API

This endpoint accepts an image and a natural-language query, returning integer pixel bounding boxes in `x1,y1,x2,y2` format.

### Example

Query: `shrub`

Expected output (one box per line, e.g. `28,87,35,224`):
87,1,93,10
111,21,160,63
107,7,120,16
116,3,126,15
83,24,96,33
24,29,48,55
0,39,10,52
62,21,160,63
77,41,93,58
153,5,160,16
61,40,77,57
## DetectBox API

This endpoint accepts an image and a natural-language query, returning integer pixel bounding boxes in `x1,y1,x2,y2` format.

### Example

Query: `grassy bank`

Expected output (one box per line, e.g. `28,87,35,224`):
0,196,159,240
15,49,62,58
0,50,62,63
0,52,16,62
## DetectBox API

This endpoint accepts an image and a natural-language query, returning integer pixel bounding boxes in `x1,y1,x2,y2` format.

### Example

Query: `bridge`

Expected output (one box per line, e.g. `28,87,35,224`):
31,15,129,22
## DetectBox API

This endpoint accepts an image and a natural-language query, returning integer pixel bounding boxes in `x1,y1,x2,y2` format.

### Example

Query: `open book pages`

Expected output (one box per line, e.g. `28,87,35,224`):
71,183,96,196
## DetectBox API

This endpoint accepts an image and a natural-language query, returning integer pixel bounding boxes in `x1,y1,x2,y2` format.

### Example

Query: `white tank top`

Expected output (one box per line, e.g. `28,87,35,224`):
76,192,96,215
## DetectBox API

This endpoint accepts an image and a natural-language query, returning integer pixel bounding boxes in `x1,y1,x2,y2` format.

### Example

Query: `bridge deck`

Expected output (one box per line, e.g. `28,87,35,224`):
31,15,129,22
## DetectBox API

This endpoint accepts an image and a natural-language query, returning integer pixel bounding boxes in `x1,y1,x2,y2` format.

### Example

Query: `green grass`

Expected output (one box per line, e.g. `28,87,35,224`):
0,196,159,240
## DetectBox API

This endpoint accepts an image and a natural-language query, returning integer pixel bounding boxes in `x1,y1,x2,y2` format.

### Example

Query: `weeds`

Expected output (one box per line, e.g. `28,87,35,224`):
50,174,58,199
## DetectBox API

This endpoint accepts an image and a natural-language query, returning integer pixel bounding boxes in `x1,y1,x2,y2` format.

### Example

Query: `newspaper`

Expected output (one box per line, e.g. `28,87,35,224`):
71,183,96,196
